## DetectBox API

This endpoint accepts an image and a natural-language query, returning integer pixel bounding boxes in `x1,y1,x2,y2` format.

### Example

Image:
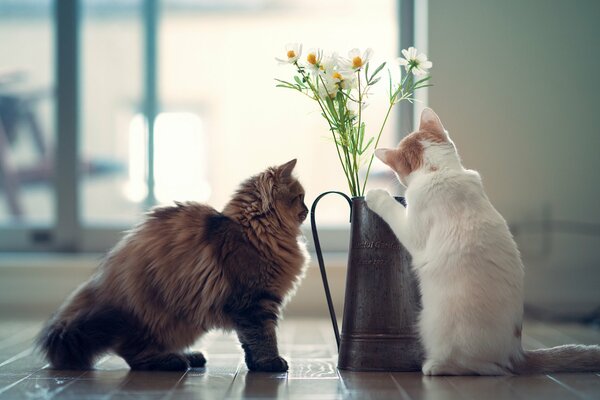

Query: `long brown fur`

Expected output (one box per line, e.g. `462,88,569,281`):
37,159,309,372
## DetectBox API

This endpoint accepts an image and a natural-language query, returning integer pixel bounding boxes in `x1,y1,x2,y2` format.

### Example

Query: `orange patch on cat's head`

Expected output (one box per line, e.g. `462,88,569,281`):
417,129,448,144
375,134,423,185
375,108,450,184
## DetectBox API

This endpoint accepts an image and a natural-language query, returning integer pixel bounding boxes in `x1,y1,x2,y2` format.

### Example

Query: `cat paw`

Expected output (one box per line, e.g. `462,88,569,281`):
422,360,443,376
129,353,190,371
185,351,207,368
366,189,392,214
422,360,458,376
247,356,289,372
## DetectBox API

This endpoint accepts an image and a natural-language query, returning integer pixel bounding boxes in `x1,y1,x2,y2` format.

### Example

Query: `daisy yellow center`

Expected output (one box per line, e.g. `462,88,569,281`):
332,72,343,80
352,56,363,68
287,50,296,59
307,53,317,65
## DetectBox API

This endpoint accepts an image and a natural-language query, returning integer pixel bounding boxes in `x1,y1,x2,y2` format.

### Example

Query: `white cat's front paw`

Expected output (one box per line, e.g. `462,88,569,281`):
422,360,439,376
422,359,461,376
365,189,392,215
423,360,447,376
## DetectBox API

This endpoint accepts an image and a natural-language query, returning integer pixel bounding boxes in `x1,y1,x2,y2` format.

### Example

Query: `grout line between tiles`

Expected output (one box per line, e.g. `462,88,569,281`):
161,369,190,400
223,359,246,399
44,355,112,400
545,374,587,400
0,363,49,396
390,373,417,400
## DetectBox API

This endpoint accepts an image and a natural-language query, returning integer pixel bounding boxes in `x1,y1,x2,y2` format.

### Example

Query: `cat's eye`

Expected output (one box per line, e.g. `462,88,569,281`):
292,193,304,205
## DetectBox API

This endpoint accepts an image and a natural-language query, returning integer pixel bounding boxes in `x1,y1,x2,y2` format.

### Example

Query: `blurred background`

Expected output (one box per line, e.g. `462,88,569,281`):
0,0,598,322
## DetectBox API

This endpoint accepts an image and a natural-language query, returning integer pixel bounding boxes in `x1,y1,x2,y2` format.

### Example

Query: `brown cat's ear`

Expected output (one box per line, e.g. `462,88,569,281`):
419,108,445,135
278,159,297,178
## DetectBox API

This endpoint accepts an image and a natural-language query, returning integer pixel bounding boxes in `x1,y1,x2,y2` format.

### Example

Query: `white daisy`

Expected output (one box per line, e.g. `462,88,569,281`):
319,53,339,75
347,99,369,116
341,48,373,71
320,55,356,93
305,49,324,73
398,47,432,76
276,43,302,64
313,72,339,99
335,70,357,91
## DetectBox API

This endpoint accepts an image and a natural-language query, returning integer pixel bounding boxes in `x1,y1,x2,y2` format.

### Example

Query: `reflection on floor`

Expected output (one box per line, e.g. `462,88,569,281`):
0,318,598,399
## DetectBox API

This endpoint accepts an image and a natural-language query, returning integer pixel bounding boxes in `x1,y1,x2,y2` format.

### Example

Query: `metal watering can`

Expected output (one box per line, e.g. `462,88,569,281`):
310,191,423,371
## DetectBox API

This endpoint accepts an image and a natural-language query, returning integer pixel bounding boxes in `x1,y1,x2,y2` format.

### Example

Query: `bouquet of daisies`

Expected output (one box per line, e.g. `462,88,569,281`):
276,44,432,197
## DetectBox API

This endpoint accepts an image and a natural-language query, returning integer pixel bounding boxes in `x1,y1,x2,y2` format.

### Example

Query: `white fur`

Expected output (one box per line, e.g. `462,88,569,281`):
366,130,525,376
367,108,600,375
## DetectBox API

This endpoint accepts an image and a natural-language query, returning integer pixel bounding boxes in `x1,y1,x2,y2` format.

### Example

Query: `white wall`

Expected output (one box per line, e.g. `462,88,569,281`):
428,0,600,313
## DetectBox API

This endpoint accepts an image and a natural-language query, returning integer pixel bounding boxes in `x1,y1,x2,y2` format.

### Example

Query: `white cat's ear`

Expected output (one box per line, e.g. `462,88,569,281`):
375,148,394,167
279,159,297,178
419,108,445,135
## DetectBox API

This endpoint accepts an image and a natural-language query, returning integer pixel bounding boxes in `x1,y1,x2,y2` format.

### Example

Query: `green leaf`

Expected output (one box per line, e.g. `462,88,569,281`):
414,83,434,90
358,122,366,149
408,76,430,89
360,137,374,155
337,93,345,120
368,61,387,82
276,84,299,90
324,96,339,122
274,78,295,86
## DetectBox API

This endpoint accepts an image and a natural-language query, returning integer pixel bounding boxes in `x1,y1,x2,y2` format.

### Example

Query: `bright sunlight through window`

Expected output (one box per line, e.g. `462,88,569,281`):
126,112,211,204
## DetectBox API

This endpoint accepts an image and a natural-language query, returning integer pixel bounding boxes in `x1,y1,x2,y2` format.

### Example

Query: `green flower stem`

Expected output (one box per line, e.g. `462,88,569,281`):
342,131,358,195
279,60,430,198
296,65,355,194
361,100,394,195
316,73,357,195
360,66,419,194
339,93,360,196
354,70,362,196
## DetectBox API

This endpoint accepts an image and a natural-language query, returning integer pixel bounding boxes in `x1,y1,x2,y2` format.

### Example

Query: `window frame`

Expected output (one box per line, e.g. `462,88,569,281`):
0,0,421,253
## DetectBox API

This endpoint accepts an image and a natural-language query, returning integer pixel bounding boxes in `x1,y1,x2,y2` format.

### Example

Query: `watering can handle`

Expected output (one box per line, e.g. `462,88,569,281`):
310,191,352,351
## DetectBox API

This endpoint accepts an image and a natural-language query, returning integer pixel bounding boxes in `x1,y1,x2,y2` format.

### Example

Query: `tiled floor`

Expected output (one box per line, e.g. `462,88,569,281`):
0,318,599,399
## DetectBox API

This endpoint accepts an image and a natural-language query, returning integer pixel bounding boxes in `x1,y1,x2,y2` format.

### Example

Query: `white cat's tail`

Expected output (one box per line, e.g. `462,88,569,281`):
512,345,600,374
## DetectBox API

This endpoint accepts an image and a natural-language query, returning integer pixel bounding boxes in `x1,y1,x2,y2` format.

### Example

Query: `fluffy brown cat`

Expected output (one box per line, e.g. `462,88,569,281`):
38,159,308,372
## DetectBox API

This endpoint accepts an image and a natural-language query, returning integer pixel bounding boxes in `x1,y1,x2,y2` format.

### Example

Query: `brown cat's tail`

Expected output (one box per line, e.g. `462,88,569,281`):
512,345,600,374
36,283,134,370
37,306,129,370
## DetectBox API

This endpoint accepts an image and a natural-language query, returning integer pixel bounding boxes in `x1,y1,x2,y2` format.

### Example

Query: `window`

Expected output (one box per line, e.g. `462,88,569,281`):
0,0,418,252
0,0,55,226
158,0,402,227
127,112,210,204
80,0,144,225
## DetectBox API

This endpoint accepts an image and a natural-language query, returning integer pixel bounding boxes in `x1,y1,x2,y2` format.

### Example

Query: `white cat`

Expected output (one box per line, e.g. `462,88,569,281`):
366,108,600,375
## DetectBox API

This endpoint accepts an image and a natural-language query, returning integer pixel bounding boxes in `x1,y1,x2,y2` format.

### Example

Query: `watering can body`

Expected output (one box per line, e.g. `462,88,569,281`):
311,193,423,371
